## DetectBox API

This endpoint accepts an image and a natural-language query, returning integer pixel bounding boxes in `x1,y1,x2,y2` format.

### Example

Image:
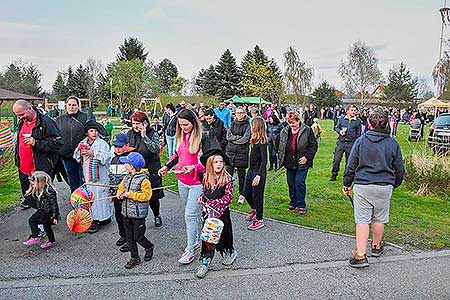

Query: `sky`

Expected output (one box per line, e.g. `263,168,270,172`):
0,0,444,94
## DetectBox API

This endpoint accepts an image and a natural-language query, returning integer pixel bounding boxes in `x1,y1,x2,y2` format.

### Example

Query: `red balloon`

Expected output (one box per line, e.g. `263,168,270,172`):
66,209,93,234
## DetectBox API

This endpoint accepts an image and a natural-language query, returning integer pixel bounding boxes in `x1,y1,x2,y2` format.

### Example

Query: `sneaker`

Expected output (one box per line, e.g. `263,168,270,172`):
245,209,257,221
288,206,297,211
178,251,195,264
329,175,337,181
99,218,111,226
237,195,246,204
40,241,56,249
195,258,211,279
154,216,162,228
23,237,41,246
144,246,154,261
248,219,264,231
116,237,127,246
120,244,130,252
194,240,201,251
222,250,237,266
349,249,369,268
371,242,384,257
88,221,100,234
124,257,141,269
298,208,307,215
20,201,30,210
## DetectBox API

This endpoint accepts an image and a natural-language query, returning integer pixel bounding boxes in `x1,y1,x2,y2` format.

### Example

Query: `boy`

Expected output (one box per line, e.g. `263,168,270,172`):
343,108,405,268
116,152,154,269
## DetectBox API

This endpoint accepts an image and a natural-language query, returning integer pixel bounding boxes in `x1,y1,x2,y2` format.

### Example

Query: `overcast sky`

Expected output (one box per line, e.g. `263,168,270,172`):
0,0,443,93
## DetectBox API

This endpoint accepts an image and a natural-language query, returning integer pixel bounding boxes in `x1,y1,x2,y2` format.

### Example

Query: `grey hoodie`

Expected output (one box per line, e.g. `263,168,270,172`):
343,130,405,188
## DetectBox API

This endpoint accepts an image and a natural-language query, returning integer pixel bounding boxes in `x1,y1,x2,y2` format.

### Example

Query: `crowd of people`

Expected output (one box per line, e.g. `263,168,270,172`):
11,95,405,276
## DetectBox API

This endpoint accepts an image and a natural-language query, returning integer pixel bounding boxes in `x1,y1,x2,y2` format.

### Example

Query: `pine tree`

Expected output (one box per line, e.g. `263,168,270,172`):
382,62,418,108
203,65,219,96
66,66,77,96
195,68,207,95
1,63,23,92
52,72,68,100
116,37,148,62
215,49,242,100
155,58,178,94
312,81,340,108
21,63,42,96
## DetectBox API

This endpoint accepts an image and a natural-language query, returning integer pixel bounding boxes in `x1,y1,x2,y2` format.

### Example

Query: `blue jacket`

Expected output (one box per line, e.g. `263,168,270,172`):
214,107,231,129
343,130,405,188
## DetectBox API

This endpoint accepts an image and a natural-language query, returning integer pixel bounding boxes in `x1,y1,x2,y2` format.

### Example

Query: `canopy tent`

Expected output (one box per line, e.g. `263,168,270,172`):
225,95,271,105
418,97,450,108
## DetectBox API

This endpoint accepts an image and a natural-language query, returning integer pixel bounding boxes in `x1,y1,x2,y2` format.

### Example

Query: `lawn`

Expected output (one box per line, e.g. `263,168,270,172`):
0,149,20,213
160,119,450,250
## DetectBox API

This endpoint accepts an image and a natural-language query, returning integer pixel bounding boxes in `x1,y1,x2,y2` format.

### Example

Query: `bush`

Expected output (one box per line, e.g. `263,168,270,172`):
404,149,450,198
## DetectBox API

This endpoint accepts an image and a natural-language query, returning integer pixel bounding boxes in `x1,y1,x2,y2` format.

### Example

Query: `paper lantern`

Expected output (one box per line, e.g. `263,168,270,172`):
70,187,94,210
66,209,93,234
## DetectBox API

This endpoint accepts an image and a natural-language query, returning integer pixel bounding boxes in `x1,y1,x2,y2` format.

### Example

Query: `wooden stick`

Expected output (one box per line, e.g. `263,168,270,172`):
84,183,176,190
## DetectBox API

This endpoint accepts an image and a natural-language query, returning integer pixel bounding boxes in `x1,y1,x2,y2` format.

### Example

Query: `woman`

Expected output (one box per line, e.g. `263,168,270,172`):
74,120,111,233
127,111,164,228
277,112,318,214
162,103,177,159
158,109,217,265
267,114,282,171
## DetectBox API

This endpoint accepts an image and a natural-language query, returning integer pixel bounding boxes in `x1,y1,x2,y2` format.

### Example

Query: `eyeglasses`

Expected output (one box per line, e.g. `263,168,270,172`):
236,111,245,114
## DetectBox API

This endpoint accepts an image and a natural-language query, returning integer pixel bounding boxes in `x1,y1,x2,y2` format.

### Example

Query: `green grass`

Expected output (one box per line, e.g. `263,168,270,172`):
160,120,450,250
0,149,21,213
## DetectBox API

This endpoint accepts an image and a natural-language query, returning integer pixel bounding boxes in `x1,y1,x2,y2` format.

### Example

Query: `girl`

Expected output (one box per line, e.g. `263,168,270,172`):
74,120,111,233
243,117,268,230
267,114,282,171
22,171,59,249
195,150,236,278
158,108,216,264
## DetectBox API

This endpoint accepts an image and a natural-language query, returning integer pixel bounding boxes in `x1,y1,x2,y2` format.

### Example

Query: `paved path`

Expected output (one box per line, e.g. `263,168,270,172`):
0,182,448,299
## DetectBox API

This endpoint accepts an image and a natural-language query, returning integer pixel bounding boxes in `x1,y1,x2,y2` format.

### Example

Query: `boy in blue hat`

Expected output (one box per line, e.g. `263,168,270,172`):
116,152,154,269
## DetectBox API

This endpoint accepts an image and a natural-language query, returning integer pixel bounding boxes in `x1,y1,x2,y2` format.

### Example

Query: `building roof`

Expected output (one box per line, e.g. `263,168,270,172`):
0,88,43,101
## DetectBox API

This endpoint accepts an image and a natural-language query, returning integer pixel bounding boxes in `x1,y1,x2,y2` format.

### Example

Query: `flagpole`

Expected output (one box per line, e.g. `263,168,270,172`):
439,0,447,61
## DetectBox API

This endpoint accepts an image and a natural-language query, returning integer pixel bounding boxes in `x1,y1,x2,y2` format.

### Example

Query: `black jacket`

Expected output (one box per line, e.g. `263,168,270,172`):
15,108,63,174
205,118,227,150
35,186,59,218
278,123,318,170
163,113,177,137
267,123,282,146
56,111,91,158
225,117,251,168
334,115,362,143
343,130,405,188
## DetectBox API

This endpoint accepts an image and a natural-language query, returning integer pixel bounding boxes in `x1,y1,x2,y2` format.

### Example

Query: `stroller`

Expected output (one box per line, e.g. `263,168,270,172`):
408,119,422,142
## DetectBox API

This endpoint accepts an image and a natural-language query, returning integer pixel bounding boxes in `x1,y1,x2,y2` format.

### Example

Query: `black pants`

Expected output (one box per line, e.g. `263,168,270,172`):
242,169,266,220
29,210,55,242
149,198,160,217
113,198,126,238
331,142,354,177
19,170,54,208
200,209,234,260
123,217,153,259
227,166,246,195
268,142,278,169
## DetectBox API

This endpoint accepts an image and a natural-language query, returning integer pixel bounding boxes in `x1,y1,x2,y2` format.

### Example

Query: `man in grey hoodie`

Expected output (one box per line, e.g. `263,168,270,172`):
343,107,405,268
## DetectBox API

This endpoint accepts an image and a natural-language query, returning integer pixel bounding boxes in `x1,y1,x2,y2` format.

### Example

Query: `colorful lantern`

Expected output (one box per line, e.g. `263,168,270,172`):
70,187,94,210
66,209,93,234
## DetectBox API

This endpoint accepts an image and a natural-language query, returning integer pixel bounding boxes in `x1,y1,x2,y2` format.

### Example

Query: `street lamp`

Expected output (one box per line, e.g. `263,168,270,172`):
109,77,113,106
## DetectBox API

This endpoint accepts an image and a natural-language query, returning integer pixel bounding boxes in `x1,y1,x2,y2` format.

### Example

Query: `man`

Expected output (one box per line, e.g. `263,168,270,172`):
176,100,187,112
303,103,317,127
204,108,227,150
330,105,361,181
343,108,405,268
13,100,63,209
56,96,93,192
214,100,232,129
226,107,251,202
227,99,237,119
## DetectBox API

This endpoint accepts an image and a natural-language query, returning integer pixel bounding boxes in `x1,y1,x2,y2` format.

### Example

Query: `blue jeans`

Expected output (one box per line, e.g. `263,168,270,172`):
178,181,202,254
63,158,84,192
286,169,308,209
166,135,176,159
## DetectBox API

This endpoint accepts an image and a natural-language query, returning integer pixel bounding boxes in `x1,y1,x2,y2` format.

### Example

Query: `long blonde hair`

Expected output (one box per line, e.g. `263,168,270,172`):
176,109,203,154
251,117,268,144
202,155,229,191
25,171,56,201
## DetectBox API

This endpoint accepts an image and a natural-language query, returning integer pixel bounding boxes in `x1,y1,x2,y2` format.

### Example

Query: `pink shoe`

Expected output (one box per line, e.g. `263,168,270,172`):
248,219,264,230
40,241,56,249
245,209,256,221
23,237,41,246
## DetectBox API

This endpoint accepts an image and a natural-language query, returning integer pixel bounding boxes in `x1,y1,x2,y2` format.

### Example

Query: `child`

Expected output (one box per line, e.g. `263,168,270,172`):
116,152,154,269
22,171,59,249
310,118,323,144
242,117,268,230
343,108,405,268
195,149,236,278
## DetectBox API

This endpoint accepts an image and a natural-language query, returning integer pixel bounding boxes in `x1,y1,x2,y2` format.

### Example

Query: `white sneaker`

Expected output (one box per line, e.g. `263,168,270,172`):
178,251,195,265
237,195,245,204
194,240,201,251
222,250,237,266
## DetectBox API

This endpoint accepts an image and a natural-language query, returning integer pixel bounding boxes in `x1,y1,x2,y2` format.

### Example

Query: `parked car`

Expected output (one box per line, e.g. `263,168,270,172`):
428,113,450,154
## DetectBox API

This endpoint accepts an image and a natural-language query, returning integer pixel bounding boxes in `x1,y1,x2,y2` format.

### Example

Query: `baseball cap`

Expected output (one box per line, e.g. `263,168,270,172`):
113,133,129,147
119,152,145,169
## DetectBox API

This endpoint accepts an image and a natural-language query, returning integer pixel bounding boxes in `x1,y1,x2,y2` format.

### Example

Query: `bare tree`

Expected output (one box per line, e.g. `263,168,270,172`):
338,40,382,106
85,57,104,106
283,46,313,106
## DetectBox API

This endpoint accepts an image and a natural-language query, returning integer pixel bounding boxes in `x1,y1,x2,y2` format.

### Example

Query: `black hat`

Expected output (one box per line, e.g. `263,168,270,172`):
83,120,102,133
200,148,230,166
